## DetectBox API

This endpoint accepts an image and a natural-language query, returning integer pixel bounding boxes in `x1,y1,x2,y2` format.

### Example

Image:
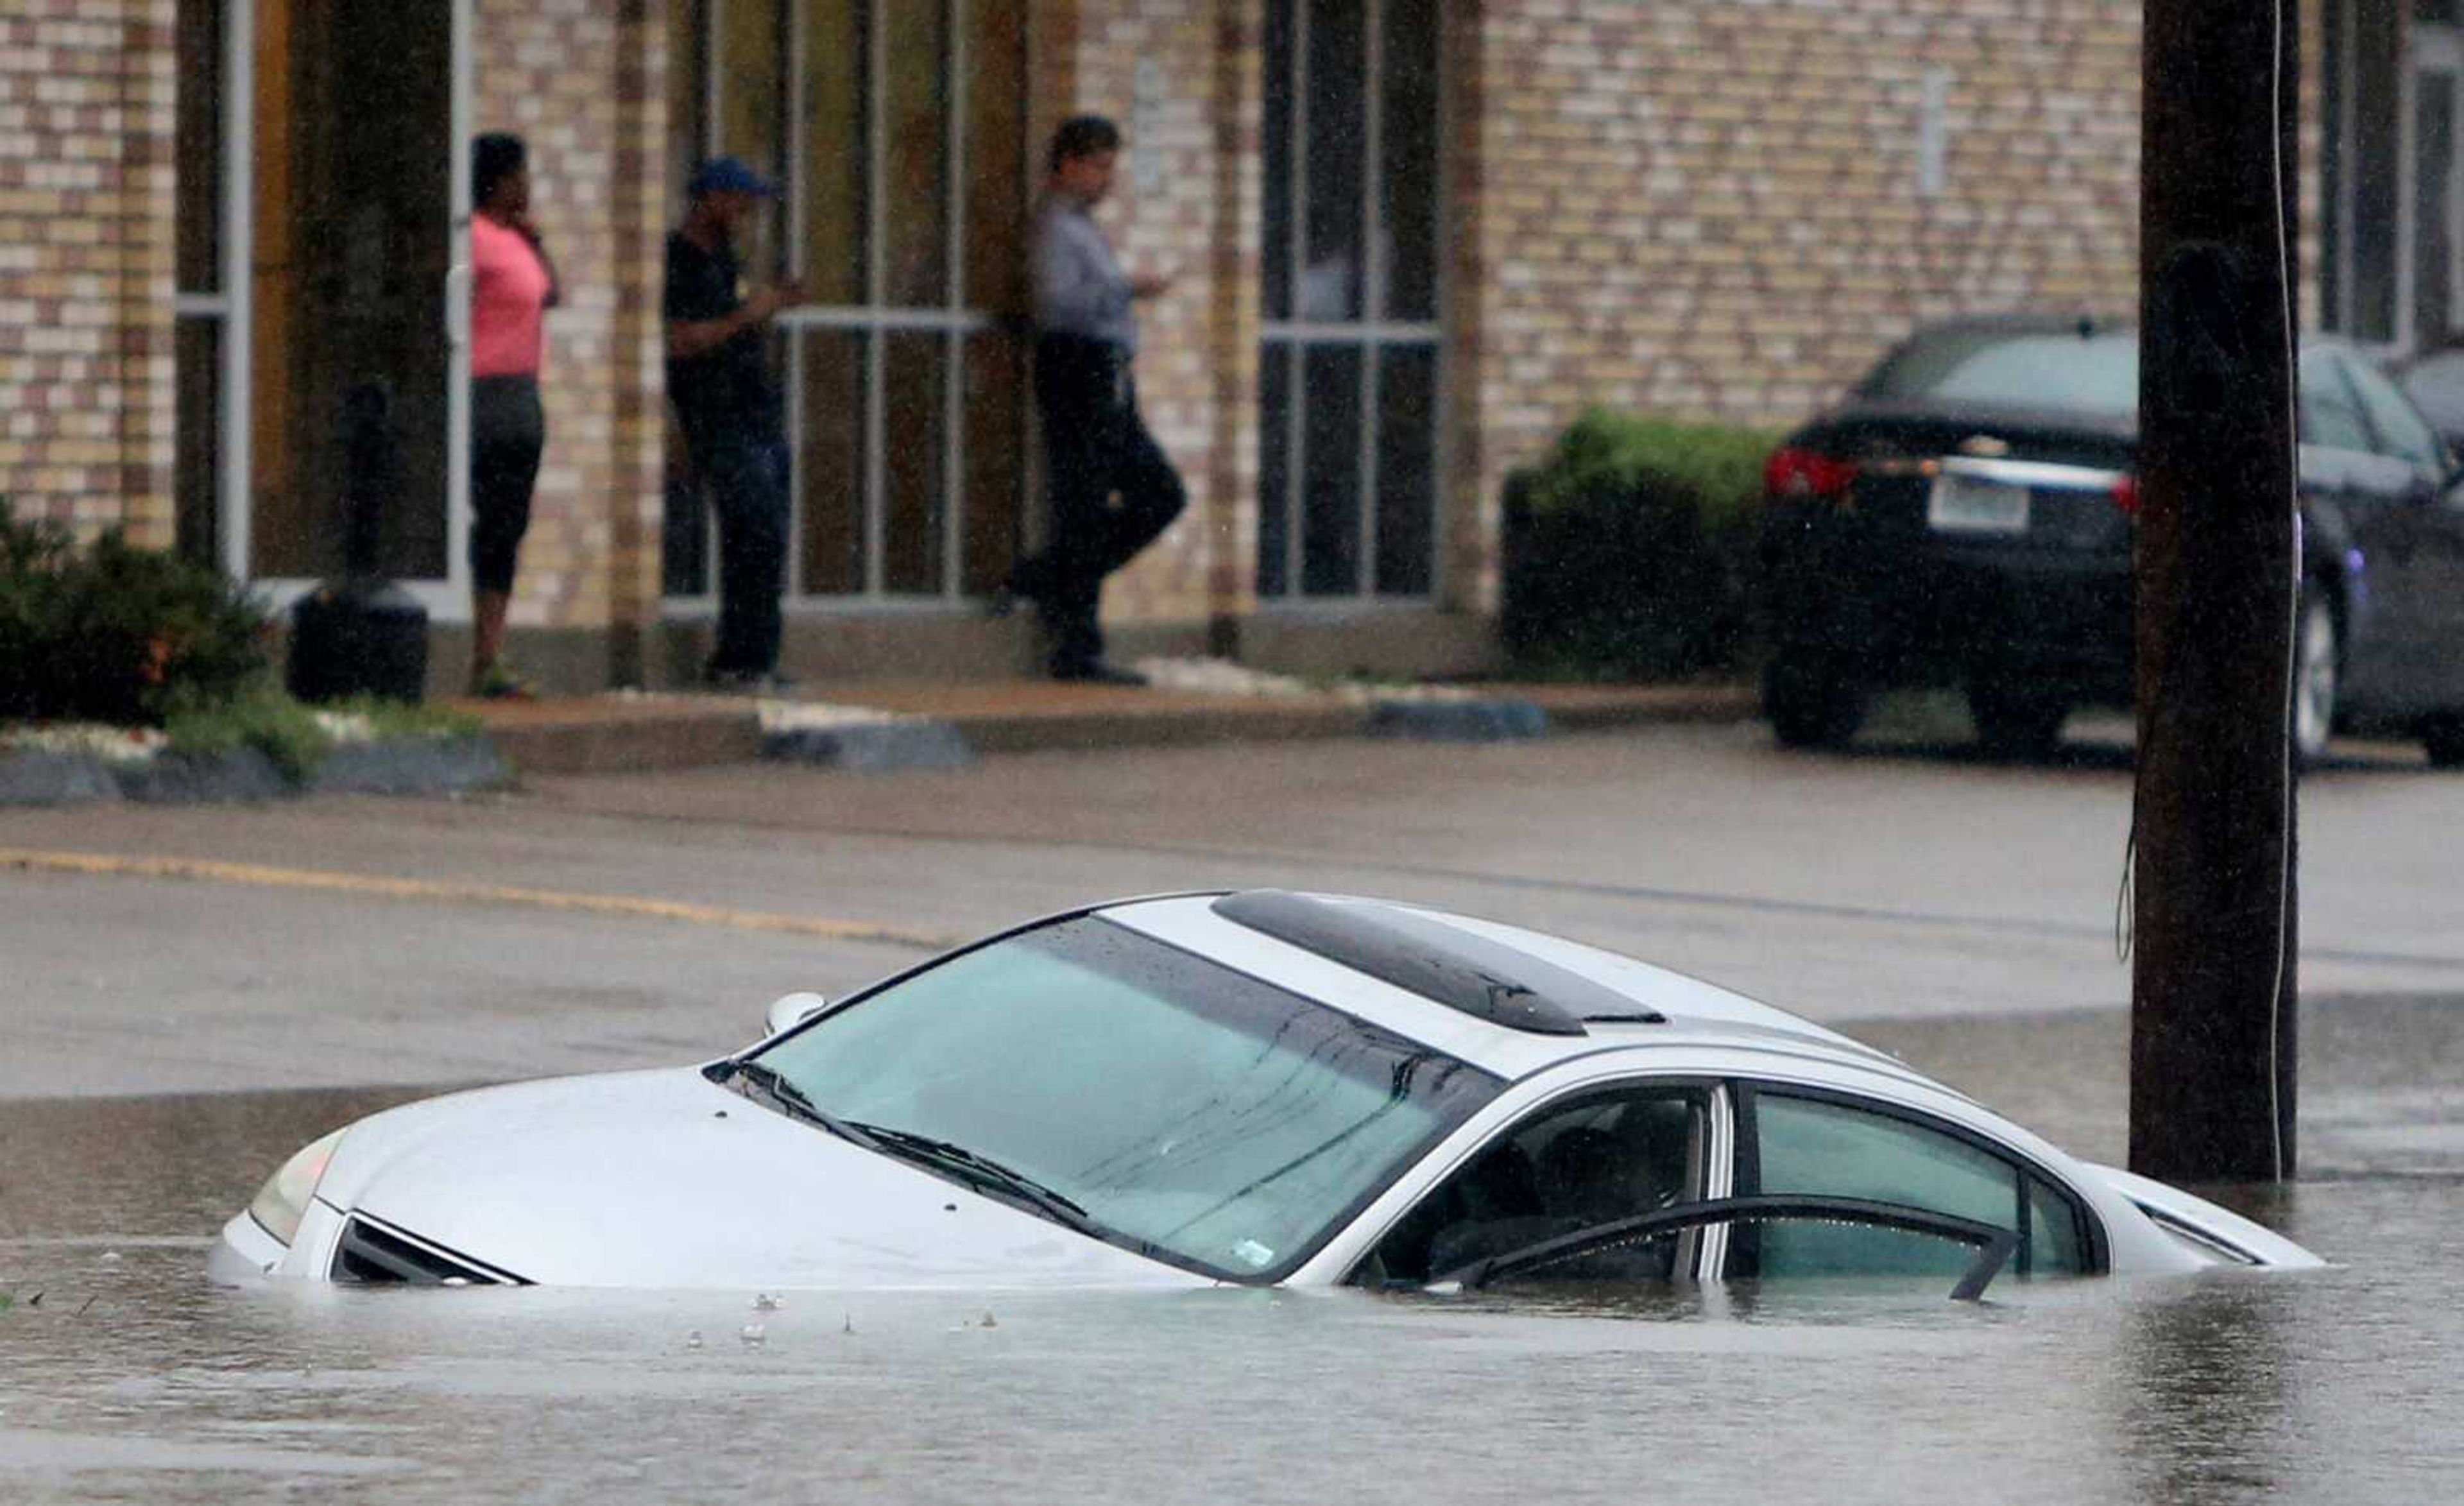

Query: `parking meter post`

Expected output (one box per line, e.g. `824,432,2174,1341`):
2130,0,2301,1184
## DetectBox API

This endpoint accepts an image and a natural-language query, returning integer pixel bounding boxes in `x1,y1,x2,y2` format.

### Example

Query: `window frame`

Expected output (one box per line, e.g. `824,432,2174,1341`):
1729,1081,2108,1282
1258,0,1448,603
1354,1079,1720,1288
668,0,1029,607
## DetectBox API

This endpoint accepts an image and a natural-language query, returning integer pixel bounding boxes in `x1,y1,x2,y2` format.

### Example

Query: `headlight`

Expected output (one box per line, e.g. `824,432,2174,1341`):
246,1128,348,1247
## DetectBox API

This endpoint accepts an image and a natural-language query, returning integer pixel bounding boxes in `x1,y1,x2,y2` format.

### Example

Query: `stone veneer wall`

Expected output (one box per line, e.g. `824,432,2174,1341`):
0,0,176,542
472,0,668,651
1038,0,1257,629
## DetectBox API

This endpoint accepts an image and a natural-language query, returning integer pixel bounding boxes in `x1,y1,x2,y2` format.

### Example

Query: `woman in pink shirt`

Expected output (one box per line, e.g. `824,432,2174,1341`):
467,132,559,697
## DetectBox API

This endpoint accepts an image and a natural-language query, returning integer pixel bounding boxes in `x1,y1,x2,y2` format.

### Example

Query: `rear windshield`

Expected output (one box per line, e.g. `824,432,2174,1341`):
1858,328,2139,417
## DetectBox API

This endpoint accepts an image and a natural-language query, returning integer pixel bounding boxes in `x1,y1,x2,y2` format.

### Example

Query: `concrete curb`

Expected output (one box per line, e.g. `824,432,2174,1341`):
761,720,975,771
0,735,514,808
0,749,123,807
482,705,764,776
312,735,513,796
117,748,293,804
1363,697,1550,741
451,681,1765,778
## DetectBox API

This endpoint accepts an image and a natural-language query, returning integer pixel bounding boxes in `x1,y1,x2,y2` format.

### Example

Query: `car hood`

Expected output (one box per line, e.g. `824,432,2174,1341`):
311,1068,1206,1291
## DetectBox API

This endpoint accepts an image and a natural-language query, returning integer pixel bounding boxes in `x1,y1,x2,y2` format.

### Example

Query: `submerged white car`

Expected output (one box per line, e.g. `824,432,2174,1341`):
210,891,2319,1296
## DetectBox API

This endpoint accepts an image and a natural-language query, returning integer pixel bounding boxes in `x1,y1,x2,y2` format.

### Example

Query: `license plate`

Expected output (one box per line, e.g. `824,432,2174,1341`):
1927,472,2030,535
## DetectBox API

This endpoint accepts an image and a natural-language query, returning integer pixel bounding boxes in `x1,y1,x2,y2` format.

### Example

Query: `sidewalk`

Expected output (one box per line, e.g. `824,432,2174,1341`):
450,671,1760,776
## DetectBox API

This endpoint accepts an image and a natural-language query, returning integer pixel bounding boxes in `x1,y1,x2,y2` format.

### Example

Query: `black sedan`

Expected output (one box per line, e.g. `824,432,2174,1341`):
1756,316,2464,764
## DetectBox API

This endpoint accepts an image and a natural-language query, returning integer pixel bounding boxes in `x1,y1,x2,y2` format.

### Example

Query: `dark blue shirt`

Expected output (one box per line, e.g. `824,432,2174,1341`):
663,231,782,446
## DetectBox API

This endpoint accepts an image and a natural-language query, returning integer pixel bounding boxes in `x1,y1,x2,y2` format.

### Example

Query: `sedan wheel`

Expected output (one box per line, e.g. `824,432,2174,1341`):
1967,678,2068,761
2292,592,2338,769
2422,713,2464,769
1763,651,1865,749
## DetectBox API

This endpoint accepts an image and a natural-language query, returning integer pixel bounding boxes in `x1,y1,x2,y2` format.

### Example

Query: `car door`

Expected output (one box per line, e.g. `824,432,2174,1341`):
2301,348,2425,713
1725,1082,2096,1284
2343,352,2464,712
1355,1082,1715,1289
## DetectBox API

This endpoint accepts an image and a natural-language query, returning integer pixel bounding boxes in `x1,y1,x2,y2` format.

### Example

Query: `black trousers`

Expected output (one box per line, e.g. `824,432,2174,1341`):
685,429,789,676
468,375,545,594
1014,334,1186,672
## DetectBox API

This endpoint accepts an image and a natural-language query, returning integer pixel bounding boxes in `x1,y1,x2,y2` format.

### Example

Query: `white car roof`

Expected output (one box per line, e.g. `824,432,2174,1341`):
1100,891,1945,1093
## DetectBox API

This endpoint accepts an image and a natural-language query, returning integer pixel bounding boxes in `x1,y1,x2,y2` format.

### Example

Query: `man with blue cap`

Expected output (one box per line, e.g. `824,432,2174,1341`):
665,155,806,690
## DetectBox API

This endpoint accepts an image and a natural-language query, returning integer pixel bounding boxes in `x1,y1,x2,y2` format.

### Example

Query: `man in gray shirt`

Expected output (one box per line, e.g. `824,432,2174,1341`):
997,115,1185,684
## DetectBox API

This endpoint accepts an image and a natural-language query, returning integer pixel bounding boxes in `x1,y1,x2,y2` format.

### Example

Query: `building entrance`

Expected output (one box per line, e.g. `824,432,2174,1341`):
245,0,468,594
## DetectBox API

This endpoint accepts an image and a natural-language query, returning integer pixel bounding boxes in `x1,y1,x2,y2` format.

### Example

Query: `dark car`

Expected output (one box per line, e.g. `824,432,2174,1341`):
1756,316,2464,765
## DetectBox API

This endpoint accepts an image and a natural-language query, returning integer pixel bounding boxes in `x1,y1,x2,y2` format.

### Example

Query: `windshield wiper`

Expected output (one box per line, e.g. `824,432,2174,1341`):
720,1060,882,1152
846,1122,1104,1238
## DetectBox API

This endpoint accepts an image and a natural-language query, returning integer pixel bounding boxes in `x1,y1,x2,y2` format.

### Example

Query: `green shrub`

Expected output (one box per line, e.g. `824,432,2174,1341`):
162,677,332,781
1501,410,1781,680
0,509,271,725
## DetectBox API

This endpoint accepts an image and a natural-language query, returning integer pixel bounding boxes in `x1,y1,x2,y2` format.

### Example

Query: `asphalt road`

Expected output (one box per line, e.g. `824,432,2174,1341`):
6,712,2461,1100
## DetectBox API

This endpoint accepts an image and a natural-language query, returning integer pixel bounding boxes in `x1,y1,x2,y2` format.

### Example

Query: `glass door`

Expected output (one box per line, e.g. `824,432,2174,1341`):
673,0,1031,607
239,0,470,609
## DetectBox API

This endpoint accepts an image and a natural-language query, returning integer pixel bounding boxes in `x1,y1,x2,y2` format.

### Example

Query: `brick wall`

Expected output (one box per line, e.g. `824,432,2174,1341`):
0,0,2347,670
472,0,667,638
1040,0,1254,628
1452,0,2156,609
0,1,176,543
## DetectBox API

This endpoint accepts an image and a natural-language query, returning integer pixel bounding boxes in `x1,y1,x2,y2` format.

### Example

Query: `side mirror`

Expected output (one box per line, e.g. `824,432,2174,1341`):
764,991,830,1036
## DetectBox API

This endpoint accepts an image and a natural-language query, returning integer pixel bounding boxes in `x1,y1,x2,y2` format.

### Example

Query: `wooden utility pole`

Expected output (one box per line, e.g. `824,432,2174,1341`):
2131,0,2302,1183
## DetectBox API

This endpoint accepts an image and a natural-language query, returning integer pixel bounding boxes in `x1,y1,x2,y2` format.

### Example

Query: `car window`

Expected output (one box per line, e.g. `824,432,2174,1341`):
2341,354,2449,473
753,918,1502,1283
1857,327,2138,417
2397,349,2464,436
2300,349,2377,453
1741,1090,2089,1281
1361,1086,1706,1287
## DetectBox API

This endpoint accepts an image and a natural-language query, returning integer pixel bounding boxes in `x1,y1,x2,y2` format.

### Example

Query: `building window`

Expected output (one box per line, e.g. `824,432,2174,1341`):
1258,0,1443,600
175,0,229,566
671,0,1030,603
2324,0,2406,344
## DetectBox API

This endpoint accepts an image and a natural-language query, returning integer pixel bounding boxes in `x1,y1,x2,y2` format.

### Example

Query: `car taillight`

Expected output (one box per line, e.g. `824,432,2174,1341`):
2110,474,2140,514
1765,447,1859,501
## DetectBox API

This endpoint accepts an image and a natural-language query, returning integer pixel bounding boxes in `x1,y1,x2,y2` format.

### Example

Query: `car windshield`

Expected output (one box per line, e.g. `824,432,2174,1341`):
747,916,1502,1281
1858,327,2139,416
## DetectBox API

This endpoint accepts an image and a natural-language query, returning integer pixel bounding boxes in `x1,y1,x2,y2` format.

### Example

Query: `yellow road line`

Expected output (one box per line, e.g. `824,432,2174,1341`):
0,846,957,951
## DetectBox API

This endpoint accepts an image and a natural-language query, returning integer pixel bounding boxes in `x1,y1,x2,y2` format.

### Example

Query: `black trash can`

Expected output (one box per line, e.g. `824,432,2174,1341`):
287,381,429,704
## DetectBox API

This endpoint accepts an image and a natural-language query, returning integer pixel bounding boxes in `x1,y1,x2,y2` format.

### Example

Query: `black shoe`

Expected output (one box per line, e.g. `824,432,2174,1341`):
1050,658,1147,687
984,584,1020,619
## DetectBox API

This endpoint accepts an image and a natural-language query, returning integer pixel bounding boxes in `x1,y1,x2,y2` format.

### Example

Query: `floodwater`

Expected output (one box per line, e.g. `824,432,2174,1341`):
4,998,2462,1504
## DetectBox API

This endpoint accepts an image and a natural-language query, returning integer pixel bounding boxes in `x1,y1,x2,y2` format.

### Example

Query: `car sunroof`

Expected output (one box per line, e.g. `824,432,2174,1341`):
1211,889,1665,1036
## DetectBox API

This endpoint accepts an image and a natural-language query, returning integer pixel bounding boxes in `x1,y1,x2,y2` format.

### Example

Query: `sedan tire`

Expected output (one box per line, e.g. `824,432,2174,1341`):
1967,678,2069,761
1763,651,1866,750
2422,712,2464,769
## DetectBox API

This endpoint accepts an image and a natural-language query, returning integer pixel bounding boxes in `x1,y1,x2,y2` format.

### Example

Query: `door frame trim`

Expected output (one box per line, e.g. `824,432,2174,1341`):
223,0,475,621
